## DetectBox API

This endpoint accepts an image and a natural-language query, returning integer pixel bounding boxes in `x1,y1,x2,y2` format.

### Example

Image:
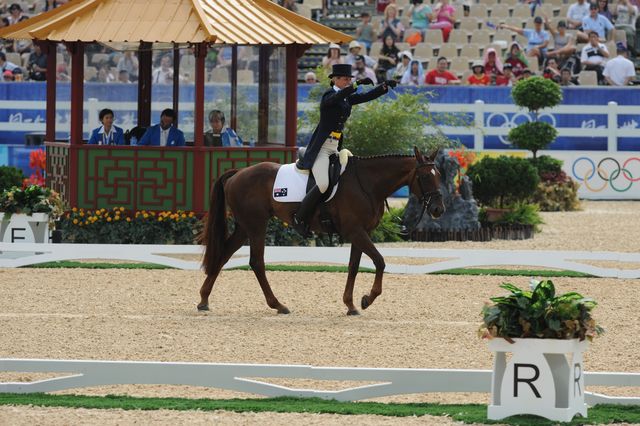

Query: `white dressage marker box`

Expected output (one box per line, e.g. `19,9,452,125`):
488,338,588,422
0,213,50,244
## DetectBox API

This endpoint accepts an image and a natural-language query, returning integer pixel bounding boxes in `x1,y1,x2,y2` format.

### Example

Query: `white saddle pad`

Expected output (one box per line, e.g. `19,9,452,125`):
272,163,344,203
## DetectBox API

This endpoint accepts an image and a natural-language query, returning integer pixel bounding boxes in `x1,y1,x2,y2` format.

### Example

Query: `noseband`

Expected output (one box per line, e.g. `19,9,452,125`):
404,161,442,234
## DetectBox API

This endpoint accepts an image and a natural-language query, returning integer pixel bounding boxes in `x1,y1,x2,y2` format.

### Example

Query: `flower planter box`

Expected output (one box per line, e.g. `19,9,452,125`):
488,337,588,422
0,213,51,243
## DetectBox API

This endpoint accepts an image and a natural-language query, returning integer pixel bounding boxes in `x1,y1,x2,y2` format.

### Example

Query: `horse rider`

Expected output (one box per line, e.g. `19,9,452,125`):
293,63,397,236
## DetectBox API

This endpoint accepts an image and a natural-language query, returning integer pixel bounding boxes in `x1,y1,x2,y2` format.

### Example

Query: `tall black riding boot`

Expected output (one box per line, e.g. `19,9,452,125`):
293,185,323,237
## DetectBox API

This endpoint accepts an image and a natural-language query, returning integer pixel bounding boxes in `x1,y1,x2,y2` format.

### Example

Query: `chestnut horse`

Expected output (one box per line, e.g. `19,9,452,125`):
198,147,444,315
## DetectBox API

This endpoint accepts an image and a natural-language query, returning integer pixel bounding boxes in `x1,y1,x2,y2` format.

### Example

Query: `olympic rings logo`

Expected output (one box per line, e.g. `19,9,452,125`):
485,112,557,145
572,157,640,192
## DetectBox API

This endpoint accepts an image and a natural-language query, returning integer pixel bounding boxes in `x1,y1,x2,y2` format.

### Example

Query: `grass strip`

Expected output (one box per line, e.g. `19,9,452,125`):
0,394,638,425
24,261,593,277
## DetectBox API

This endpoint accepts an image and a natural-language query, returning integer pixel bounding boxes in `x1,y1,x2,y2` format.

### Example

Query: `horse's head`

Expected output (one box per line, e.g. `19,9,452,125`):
410,146,445,219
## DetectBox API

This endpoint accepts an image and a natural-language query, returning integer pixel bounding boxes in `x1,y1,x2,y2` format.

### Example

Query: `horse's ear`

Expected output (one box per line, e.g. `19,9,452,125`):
427,149,440,162
414,146,424,163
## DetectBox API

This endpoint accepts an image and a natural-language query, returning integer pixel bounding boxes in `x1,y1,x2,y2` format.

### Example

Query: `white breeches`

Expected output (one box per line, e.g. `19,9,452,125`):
312,138,339,193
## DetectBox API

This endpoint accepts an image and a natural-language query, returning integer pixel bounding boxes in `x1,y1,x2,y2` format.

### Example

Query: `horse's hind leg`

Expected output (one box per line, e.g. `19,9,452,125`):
344,245,363,316
247,231,290,314
197,226,247,311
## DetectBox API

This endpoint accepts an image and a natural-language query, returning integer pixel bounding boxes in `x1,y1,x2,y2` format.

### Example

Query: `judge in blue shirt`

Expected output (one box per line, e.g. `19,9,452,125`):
138,108,186,147
203,110,243,147
87,108,125,145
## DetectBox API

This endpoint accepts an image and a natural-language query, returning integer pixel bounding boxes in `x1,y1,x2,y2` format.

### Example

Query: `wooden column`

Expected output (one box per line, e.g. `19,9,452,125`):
137,42,152,127
172,44,180,126
68,42,85,208
230,45,238,131
285,44,308,147
192,43,207,214
44,41,56,142
258,45,271,144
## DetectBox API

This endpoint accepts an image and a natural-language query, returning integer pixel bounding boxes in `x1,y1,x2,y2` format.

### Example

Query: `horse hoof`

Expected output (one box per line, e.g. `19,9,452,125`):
197,304,209,311
347,309,360,316
277,306,290,314
361,295,370,310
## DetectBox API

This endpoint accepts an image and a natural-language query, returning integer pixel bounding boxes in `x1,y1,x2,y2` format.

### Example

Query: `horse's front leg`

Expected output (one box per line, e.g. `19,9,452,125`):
349,230,385,310
344,244,363,316
248,231,290,314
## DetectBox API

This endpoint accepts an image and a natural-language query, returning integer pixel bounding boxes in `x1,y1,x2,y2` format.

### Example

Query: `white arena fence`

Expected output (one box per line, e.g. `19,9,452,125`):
0,243,639,279
0,358,639,406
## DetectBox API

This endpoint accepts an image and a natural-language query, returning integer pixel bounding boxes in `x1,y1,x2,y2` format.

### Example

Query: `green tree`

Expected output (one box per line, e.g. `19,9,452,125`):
0,166,24,193
508,77,562,159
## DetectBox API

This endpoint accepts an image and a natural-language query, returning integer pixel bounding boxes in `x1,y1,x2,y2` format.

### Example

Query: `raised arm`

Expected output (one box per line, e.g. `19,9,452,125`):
499,23,524,36
320,84,358,108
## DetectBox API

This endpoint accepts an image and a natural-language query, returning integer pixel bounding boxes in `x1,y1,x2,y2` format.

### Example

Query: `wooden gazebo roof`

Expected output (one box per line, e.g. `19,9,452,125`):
0,0,351,45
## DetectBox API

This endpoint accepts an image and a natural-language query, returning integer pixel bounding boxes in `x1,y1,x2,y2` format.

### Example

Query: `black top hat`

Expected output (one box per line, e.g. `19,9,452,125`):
328,63,353,78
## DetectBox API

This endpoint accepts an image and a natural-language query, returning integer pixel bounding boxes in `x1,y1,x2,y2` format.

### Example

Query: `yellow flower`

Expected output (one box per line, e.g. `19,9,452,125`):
114,215,120,221
181,213,187,219
79,212,85,217
72,207,77,212
188,212,195,217
158,217,163,222
143,213,149,219
100,208,106,213
72,219,78,225
126,217,131,222
107,217,112,222
283,222,288,227
120,207,125,212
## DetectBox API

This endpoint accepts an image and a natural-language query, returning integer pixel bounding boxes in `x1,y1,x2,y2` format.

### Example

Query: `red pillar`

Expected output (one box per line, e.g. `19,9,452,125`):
44,41,56,142
172,45,180,126
230,45,238,131
193,43,207,213
68,42,85,208
137,42,152,127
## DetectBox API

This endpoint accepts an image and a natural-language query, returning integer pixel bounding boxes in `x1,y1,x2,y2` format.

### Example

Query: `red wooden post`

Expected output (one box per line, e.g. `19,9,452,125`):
137,42,152,127
230,45,238,131
67,42,85,208
44,41,56,142
193,43,207,213
172,44,180,127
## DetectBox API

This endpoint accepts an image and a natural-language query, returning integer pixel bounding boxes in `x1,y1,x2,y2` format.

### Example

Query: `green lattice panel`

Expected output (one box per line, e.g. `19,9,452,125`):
78,149,136,210
136,150,193,211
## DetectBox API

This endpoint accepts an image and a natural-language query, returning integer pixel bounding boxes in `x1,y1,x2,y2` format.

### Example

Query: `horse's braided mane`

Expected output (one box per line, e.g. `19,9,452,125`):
350,153,414,162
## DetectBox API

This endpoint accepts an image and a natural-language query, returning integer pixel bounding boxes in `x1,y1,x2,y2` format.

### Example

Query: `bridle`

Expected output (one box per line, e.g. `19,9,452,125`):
404,161,442,233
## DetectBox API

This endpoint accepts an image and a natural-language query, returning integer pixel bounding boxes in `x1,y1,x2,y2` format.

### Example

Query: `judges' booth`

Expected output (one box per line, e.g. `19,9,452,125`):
0,0,350,214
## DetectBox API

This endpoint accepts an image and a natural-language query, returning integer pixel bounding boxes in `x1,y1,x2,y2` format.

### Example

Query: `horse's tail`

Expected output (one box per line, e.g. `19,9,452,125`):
199,169,238,275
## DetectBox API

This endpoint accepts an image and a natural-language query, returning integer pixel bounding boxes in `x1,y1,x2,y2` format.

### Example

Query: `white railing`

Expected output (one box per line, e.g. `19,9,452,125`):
1,244,639,278
0,358,638,405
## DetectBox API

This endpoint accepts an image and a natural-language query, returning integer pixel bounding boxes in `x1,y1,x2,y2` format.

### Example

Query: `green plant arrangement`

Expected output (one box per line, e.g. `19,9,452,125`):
0,166,24,193
479,279,604,342
508,77,562,159
493,201,544,232
0,185,65,221
370,206,405,243
528,155,581,211
467,155,539,208
59,208,202,244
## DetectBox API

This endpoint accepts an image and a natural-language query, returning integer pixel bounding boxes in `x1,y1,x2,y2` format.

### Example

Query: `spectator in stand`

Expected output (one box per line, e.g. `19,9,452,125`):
430,0,457,42
500,17,550,66
352,55,378,84
376,0,395,15
581,2,614,41
543,57,562,82
26,44,47,81
117,51,139,82
322,43,343,72
305,71,318,84
521,68,533,78
138,108,186,147
603,42,636,85
355,12,376,54
56,62,70,81
598,0,614,21
3,70,15,81
0,52,22,75
425,56,461,85
87,108,125,145
560,67,577,85
117,69,132,83
483,47,504,77
97,62,116,83
44,0,68,11
345,41,376,69
391,50,413,80
567,0,591,34
613,0,638,55
376,35,400,82
495,63,517,86
504,41,529,78
580,30,610,83
467,60,490,85
400,59,425,85
406,0,433,37
152,54,174,84
545,19,577,66
379,4,404,42
6,3,28,25
279,0,297,12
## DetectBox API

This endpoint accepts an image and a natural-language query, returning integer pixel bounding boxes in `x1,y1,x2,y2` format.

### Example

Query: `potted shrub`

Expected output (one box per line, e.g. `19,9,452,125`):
479,279,604,422
529,155,581,212
508,77,561,159
0,185,65,243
